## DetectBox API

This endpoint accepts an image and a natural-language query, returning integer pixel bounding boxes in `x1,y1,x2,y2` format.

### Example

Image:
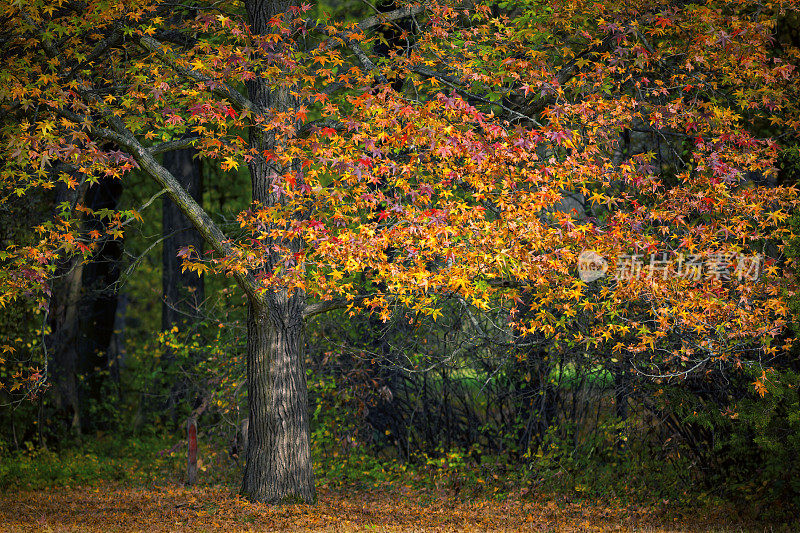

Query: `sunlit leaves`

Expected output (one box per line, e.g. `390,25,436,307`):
1,0,799,398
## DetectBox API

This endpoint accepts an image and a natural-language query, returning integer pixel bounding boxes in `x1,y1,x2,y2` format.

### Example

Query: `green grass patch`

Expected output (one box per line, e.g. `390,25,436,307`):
0,435,186,489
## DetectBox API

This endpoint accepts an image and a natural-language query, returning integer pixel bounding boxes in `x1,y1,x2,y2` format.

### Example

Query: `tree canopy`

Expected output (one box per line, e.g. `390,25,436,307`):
1,0,799,502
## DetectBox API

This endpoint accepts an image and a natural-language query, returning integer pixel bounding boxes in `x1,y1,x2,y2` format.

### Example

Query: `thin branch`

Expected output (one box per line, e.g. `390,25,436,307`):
148,137,202,155
120,188,167,228
297,119,345,138
303,294,373,318
137,35,265,116
410,65,544,126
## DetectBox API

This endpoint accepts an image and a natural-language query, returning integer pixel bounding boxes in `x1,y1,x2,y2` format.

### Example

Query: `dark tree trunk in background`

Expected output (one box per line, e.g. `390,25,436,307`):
162,148,205,420
77,178,124,430
162,148,205,333
240,0,316,504
612,360,630,450
49,177,124,434
47,182,87,434
373,0,412,93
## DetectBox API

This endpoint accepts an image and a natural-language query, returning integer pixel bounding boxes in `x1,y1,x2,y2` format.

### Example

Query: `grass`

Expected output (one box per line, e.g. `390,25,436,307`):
0,434,224,490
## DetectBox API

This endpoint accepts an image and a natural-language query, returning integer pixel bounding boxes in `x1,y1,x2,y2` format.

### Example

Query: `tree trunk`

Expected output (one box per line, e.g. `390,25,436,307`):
47,181,87,434
48,244,85,434
162,148,204,333
76,177,124,431
162,147,205,422
242,297,315,503
48,177,123,434
240,0,316,503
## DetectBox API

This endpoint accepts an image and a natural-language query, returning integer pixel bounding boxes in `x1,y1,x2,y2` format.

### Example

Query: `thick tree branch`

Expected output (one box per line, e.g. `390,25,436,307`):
317,5,426,50
99,114,263,305
356,5,426,32
347,40,389,84
56,107,131,146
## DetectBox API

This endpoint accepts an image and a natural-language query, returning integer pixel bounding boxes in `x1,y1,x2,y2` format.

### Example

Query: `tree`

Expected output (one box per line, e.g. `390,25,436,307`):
162,147,205,422
1,0,798,503
49,175,123,433
162,149,204,336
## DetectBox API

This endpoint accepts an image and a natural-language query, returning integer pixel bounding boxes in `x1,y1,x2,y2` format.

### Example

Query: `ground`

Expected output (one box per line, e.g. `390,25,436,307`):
0,483,786,532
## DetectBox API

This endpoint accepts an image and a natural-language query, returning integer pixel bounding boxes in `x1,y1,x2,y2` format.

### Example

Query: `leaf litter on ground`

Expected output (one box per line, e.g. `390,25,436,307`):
0,482,788,532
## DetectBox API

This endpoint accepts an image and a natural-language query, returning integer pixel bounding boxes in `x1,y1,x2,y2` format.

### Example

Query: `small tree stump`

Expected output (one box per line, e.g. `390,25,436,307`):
187,416,198,485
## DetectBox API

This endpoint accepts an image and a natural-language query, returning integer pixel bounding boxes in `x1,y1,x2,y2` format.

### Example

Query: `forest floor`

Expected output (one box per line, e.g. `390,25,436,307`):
0,482,787,532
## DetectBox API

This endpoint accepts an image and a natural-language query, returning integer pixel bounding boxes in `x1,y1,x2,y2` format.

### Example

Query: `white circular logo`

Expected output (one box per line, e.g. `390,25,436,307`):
577,250,608,282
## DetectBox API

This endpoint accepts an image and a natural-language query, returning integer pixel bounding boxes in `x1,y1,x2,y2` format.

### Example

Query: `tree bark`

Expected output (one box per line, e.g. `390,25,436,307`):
242,297,315,503
162,148,204,333
162,147,205,422
47,228,84,433
240,0,316,503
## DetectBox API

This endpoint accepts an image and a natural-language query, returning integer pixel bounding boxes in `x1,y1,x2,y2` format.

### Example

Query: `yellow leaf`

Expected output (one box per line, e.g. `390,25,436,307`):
221,157,239,171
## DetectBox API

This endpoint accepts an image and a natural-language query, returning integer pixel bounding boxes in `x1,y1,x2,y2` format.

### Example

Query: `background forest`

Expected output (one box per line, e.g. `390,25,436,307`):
1,0,800,528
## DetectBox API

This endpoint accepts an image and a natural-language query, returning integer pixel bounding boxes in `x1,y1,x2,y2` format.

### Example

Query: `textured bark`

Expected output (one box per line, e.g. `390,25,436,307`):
239,0,316,504
242,298,315,503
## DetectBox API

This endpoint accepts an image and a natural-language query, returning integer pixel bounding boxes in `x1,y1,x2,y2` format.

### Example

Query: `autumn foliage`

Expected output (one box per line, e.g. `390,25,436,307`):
0,481,770,532
2,0,798,389
1,0,800,510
